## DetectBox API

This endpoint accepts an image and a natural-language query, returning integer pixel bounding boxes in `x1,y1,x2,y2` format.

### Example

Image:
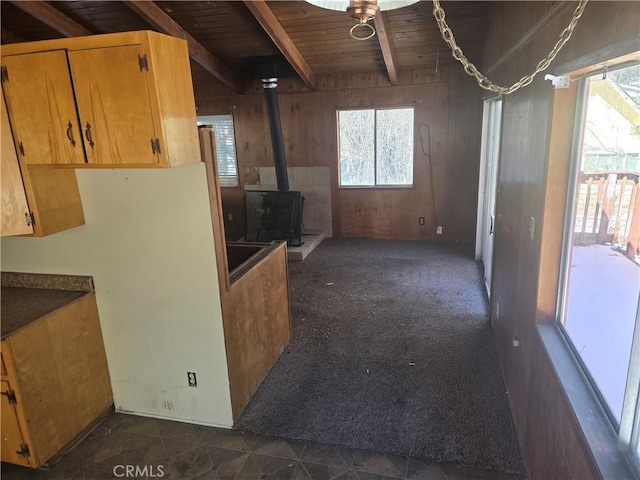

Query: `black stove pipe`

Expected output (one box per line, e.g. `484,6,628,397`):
262,77,289,192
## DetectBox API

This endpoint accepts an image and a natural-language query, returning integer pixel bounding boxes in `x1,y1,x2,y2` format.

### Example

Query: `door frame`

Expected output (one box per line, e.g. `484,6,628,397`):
475,96,503,297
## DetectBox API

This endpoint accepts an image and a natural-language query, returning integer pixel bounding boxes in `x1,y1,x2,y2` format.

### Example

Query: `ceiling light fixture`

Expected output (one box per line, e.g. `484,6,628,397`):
306,0,419,40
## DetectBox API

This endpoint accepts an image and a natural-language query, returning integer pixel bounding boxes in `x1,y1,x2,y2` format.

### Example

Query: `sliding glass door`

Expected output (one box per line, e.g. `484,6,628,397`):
477,98,502,296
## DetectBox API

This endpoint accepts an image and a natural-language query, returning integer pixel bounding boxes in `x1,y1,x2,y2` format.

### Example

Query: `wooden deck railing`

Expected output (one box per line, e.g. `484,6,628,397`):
574,171,640,260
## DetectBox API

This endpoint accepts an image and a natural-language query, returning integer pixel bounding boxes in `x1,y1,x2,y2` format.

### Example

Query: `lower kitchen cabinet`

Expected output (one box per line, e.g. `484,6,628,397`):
1,378,32,467
0,292,113,467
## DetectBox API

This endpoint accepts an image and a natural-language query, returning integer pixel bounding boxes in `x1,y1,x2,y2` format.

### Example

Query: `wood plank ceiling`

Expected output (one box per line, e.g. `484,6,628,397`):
1,1,491,94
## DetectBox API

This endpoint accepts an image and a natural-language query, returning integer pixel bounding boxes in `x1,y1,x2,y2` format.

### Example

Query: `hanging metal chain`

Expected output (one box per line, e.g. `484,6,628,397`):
432,0,588,94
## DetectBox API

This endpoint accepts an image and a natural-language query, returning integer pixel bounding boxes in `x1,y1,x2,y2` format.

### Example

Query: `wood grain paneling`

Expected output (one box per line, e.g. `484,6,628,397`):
159,1,279,67
202,128,291,419
220,188,245,241
374,12,398,85
22,164,85,237
1,28,24,44
1,1,490,95
1,379,32,466
126,1,242,93
48,1,151,35
0,2,65,42
220,242,291,418
0,341,36,467
264,1,489,75
3,50,87,166
483,2,640,478
146,32,202,167
197,75,482,242
6,293,113,465
244,0,316,90
9,0,92,38
201,126,231,293
267,1,383,75
3,31,201,169
226,243,263,272
386,1,489,70
69,44,158,166
536,83,578,324
524,333,598,479
1,91,33,237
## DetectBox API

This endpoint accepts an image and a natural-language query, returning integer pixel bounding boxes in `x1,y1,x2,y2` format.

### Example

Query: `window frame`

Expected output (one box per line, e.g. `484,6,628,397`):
336,106,415,189
197,113,240,189
553,61,640,477
555,75,622,428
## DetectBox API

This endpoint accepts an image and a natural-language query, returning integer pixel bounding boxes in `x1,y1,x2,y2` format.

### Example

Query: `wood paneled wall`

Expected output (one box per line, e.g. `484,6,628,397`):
220,188,245,241
483,2,640,478
221,242,291,418
202,127,291,419
196,66,482,242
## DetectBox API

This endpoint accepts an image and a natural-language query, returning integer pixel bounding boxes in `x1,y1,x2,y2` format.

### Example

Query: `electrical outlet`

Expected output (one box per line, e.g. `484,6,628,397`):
436,226,443,235
228,213,233,221
512,338,520,348
419,217,425,226
187,372,197,387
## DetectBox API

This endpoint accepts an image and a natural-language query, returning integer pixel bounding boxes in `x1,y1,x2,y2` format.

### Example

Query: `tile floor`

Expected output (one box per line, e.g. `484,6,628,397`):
1,413,524,480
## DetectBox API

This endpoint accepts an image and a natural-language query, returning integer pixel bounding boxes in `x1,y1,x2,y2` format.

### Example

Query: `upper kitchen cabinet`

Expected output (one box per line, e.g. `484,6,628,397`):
1,88,84,237
1,31,200,168
1,91,33,236
67,45,159,166
2,51,86,166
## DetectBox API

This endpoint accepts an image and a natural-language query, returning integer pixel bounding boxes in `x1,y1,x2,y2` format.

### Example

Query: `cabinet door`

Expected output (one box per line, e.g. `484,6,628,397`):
2,51,86,166
1,380,32,467
1,91,33,236
68,45,159,166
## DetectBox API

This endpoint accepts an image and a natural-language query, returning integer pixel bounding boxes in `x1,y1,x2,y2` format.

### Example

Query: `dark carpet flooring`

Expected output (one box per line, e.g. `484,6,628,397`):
235,238,523,475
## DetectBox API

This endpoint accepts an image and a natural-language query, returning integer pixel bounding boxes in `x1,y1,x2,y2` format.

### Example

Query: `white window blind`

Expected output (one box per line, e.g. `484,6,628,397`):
197,114,239,188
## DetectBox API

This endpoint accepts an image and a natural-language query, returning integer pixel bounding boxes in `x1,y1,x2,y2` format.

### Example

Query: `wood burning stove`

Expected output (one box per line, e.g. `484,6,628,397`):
245,191,304,246
243,67,306,246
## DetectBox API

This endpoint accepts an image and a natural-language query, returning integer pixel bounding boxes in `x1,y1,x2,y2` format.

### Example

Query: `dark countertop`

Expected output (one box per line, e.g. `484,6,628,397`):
1,287,89,339
2,272,94,291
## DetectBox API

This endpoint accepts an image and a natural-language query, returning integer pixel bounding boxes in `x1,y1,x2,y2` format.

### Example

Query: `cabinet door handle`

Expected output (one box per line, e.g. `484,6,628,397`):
85,122,95,148
66,122,76,147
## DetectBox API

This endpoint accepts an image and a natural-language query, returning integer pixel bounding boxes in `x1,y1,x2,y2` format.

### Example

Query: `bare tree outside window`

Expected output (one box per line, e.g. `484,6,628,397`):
377,109,414,185
338,108,414,187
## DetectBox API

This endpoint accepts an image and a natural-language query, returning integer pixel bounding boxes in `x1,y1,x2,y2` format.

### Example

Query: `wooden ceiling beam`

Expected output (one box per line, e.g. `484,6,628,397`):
10,0,92,37
124,1,242,93
1,28,24,44
374,12,398,86
243,0,316,90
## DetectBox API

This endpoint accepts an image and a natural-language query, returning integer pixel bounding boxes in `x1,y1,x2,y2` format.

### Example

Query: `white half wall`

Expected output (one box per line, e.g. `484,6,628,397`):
1,163,233,428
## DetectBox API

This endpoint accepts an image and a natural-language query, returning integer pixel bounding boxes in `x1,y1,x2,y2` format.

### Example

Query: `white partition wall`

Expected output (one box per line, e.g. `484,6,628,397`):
1,163,234,427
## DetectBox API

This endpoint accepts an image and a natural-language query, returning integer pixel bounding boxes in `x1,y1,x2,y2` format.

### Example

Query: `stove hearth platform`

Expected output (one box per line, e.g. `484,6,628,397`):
288,230,326,261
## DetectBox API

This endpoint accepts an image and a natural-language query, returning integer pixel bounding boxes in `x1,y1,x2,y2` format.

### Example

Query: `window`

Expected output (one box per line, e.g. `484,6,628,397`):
557,63,640,469
338,108,414,187
197,114,239,188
